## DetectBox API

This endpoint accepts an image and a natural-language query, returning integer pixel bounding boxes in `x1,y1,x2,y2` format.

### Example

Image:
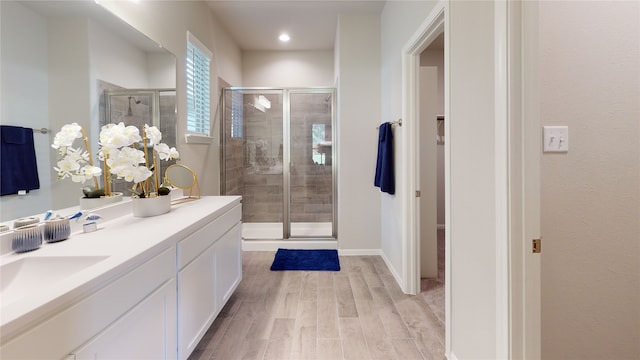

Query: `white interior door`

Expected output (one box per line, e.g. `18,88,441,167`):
522,1,541,357
509,1,541,357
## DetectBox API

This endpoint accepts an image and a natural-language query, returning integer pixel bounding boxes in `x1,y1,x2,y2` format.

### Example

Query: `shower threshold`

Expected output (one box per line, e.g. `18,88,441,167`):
242,222,333,240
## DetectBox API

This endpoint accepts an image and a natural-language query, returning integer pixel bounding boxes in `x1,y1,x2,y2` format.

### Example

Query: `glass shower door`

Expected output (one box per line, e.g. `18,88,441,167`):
222,89,284,239
221,88,336,240
288,90,335,238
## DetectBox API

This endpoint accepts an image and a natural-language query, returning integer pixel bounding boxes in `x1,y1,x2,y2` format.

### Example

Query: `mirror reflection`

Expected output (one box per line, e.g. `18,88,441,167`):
164,164,200,201
0,0,177,221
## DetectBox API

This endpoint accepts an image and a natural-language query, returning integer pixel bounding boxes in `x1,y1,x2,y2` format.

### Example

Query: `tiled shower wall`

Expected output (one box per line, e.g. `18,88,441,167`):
222,90,333,224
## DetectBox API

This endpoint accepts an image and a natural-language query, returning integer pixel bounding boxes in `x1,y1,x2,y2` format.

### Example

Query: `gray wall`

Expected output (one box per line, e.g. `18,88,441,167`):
540,1,640,358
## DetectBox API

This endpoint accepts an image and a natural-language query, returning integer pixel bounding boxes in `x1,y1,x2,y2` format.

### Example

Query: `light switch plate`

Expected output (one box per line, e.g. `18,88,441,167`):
543,126,569,152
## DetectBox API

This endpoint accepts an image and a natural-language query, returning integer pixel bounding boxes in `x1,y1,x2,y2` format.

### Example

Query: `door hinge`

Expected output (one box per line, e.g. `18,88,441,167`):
532,238,542,253
415,190,421,198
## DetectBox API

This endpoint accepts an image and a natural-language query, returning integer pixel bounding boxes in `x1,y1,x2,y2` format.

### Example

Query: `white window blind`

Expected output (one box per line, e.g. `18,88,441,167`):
231,91,243,138
186,32,212,136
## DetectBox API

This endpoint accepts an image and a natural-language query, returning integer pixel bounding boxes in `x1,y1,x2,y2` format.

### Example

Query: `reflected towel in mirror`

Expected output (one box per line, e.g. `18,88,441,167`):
0,126,40,196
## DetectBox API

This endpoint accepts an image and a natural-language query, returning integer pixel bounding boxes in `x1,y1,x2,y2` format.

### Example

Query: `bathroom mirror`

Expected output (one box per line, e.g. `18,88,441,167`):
0,0,177,222
164,164,200,202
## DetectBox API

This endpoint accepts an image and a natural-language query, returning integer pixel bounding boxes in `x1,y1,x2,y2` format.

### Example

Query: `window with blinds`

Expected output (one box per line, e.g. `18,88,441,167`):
186,32,212,136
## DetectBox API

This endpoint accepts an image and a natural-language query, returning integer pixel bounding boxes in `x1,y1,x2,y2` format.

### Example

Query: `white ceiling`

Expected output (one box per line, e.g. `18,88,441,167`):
206,0,386,51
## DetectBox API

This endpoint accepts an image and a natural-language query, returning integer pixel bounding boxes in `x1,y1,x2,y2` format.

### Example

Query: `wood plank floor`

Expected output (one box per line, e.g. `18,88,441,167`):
189,251,445,360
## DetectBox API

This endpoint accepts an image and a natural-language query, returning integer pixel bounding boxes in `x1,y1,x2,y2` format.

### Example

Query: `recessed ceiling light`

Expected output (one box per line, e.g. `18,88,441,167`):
279,34,290,42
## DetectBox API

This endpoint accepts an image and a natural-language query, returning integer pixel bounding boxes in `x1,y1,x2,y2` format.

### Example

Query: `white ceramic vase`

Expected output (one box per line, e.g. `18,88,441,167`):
79,192,124,210
132,194,171,218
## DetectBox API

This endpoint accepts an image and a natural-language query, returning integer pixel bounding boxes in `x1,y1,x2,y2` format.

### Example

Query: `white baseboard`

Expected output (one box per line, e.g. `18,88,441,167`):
242,240,390,257
242,239,337,251
337,249,383,256
379,251,405,292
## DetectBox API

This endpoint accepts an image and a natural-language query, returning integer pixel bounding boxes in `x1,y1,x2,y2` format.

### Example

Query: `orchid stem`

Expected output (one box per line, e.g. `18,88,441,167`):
141,126,151,196
80,127,100,190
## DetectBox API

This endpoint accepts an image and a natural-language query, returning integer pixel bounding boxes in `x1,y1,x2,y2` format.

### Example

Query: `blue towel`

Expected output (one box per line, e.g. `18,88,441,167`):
1,126,40,195
374,122,395,194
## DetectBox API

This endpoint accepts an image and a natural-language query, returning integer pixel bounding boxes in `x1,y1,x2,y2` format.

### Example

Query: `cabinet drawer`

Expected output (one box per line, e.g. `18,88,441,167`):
177,204,241,269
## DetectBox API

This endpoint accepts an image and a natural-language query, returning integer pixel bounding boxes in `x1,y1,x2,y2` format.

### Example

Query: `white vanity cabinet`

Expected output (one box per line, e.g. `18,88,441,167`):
177,204,242,360
73,278,177,360
1,247,176,359
0,196,242,360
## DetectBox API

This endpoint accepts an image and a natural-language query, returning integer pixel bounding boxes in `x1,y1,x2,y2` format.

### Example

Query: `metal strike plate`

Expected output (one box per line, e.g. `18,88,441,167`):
532,238,541,253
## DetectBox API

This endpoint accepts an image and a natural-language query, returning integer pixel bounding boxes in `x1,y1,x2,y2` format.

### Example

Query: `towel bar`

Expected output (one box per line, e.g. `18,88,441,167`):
376,118,402,129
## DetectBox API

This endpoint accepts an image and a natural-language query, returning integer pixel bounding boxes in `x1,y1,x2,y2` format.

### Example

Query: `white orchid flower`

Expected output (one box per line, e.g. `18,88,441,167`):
155,143,180,161
144,124,162,145
51,123,82,149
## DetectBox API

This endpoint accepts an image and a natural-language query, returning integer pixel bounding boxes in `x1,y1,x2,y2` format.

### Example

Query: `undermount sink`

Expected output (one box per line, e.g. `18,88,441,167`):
1,256,109,306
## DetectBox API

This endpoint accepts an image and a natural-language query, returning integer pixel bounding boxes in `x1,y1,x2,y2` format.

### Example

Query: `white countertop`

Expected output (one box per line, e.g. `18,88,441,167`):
0,196,241,340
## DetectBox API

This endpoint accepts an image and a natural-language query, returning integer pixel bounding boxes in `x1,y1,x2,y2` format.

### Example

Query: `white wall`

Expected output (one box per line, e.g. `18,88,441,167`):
243,50,334,87
0,1,52,221
47,17,93,210
379,0,438,288
89,20,151,91
147,53,177,89
100,1,242,196
448,2,498,357
334,13,381,252
539,1,640,358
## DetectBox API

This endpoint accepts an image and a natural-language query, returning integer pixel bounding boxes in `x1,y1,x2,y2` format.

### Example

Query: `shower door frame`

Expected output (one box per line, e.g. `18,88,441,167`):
221,87,338,240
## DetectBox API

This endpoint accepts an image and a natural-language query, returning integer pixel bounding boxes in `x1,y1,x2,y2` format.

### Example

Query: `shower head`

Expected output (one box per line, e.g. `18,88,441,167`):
127,96,141,116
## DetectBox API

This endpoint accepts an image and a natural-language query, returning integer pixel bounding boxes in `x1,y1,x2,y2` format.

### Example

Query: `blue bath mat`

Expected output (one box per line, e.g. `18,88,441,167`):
270,248,340,271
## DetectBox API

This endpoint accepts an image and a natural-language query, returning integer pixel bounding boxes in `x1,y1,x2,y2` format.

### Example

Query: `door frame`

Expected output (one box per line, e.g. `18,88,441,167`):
401,0,541,357
400,0,447,347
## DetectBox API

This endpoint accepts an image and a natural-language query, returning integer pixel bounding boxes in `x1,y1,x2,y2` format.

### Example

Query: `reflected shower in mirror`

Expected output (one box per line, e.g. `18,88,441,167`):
0,0,176,222
102,89,177,196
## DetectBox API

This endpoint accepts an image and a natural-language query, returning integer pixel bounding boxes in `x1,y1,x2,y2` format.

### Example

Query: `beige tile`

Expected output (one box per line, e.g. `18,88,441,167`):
301,271,319,301
334,274,358,317
275,289,301,318
355,300,396,359
317,338,344,360
340,318,371,360
317,288,340,339
317,271,335,288
290,300,317,359
263,338,292,360
370,287,412,339
240,339,268,360
270,318,296,340
391,339,424,360
192,252,444,360
348,271,374,301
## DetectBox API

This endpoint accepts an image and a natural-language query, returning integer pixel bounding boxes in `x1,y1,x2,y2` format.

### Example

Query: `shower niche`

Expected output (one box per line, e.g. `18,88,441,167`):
221,88,336,240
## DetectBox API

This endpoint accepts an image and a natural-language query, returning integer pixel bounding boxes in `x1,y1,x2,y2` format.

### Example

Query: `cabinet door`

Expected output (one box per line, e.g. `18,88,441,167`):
73,278,177,360
177,245,216,360
215,223,242,307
